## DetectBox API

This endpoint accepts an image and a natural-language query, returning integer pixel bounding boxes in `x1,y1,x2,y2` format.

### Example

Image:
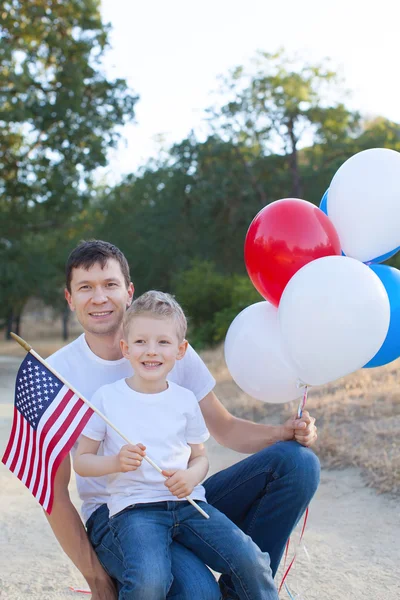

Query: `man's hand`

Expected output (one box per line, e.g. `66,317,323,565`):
89,575,118,600
162,468,199,498
117,443,146,472
281,411,317,447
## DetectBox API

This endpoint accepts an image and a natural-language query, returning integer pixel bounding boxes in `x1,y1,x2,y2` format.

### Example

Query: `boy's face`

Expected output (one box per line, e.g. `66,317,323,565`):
65,259,134,337
121,315,188,383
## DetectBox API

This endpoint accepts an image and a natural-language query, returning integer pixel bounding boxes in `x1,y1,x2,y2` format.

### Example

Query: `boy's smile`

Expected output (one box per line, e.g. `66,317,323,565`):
121,315,188,393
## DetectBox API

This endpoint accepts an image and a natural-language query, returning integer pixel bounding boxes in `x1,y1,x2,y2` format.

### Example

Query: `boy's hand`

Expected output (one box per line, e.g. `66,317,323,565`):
117,443,146,472
162,468,198,498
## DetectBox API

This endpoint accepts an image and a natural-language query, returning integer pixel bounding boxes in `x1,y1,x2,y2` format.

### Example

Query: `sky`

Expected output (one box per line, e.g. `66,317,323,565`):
99,0,400,182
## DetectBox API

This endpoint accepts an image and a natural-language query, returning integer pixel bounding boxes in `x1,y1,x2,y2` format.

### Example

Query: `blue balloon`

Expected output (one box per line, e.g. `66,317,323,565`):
367,245,400,264
320,188,399,264
319,189,328,215
364,265,400,368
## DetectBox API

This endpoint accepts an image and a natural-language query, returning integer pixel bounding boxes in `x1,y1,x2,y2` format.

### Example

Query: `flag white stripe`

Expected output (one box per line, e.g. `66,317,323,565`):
13,417,27,477
42,399,89,510
27,385,69,494
21,419,34,484
33,385,72,499
5,411,22,469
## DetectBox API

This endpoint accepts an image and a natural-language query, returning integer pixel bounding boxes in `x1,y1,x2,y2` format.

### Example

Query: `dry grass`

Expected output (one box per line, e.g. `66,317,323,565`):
2,317,399,496
201,345,400,497
0,314,83,358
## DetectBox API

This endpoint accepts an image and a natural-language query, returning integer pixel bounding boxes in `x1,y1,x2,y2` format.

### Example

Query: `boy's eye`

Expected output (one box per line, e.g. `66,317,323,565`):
134,339,145,344
159,340,170,345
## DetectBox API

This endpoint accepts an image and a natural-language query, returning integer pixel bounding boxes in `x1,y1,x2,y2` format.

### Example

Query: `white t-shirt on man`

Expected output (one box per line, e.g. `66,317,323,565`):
47,334,216,522
83,379,209,517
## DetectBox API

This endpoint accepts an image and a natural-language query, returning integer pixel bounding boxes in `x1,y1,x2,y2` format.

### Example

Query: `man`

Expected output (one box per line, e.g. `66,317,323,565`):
46,240,319,600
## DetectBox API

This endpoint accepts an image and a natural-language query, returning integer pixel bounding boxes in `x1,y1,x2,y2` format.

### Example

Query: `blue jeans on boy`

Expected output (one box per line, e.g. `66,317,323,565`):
86,441,320,600
108,500,278,600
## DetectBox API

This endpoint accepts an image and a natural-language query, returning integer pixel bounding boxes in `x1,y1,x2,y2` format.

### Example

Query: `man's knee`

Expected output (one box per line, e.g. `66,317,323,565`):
259,441,320,493
273,441,320,497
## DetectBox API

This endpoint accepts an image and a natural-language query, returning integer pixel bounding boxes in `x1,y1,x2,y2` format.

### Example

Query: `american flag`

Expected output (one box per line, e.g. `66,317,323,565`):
2,353,93,513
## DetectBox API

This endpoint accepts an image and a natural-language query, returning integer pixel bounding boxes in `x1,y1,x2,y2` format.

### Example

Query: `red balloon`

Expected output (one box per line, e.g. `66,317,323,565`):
244,198,341,307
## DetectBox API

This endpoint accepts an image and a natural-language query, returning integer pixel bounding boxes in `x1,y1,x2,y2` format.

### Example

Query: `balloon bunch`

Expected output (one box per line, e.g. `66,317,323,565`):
225,148,400,405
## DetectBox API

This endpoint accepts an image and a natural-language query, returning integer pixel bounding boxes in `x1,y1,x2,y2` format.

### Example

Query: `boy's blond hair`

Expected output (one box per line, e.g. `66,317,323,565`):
123,291,187,341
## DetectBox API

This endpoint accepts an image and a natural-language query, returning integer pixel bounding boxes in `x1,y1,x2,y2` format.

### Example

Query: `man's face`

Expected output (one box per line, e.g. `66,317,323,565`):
65,259,134,337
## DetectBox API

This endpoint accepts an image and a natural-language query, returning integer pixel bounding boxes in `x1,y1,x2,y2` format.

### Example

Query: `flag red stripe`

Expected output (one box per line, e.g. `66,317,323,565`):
1,407,19,465
9,412,24,473
32,388,75,498
17,420,31,481
39,398,87,507
46,406,93,514
25,428,37,489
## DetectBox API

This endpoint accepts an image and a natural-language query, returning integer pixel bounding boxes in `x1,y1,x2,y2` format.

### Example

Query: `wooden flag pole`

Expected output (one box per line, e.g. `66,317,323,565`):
10,333,209,519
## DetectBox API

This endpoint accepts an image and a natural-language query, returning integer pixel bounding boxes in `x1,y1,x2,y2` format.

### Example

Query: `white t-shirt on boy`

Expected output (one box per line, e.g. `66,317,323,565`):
83,379,210,517
47,333,216,522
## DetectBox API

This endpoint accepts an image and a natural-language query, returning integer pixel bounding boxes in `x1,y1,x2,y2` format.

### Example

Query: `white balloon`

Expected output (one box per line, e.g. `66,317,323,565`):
278,256,390,386
328,148,400,263
224,301,304,404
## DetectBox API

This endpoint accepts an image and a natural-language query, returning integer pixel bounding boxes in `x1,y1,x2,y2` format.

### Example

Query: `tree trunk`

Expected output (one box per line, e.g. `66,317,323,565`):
288,119,302,198
62,307,70,341
14,314,21,336
6,311,13,340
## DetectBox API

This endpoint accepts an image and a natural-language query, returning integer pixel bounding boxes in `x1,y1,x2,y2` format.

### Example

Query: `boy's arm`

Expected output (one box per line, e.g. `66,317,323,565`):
74,435,118,477
162,443,209,498
74,435,146,477
187,443,209,481
44,455,117,600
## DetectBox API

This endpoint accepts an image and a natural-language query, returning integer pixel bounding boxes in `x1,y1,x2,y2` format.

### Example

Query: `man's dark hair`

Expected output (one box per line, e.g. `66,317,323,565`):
66,240,131,292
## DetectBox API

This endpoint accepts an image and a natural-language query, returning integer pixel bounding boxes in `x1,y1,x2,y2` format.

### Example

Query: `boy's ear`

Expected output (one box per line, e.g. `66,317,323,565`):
176,339,189,361
120,338,130,359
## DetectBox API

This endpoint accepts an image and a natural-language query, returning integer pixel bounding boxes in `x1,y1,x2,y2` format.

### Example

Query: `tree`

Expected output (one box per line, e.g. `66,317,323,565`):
208,49,360,197
0,0,138,337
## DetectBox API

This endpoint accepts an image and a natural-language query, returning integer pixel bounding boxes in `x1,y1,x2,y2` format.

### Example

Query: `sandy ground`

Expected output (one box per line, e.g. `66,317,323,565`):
1,356,399,600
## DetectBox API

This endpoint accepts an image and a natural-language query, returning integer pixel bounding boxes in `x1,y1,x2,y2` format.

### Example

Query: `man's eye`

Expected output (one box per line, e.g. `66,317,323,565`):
79,285,90,290
107,282,117,287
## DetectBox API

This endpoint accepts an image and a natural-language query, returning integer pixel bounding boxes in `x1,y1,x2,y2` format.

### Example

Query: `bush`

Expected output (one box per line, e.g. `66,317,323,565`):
173,261,262,347
213,275,262,342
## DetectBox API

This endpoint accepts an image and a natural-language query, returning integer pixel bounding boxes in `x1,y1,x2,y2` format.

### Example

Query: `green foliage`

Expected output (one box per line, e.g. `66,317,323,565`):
172,261,262,348
212,276,262,343
2,38,400,345
208,49,360,197
0,0,137,334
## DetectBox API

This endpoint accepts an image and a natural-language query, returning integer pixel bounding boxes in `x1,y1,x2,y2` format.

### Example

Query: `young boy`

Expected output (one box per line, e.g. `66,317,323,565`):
74,290,279,600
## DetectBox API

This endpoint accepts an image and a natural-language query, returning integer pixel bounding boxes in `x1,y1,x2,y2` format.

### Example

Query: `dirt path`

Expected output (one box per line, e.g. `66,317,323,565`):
1,357,399,599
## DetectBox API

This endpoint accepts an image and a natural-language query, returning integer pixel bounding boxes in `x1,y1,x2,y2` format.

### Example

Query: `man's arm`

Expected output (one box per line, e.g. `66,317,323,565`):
199,391,317,454
44,455,117,600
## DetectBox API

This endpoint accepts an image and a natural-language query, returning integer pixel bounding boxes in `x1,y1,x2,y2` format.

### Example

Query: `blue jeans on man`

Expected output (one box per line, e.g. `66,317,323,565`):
86,441,320,600
108,500,278,600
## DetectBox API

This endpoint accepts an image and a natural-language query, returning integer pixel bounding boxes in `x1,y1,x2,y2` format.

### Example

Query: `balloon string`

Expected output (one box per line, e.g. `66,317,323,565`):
278,507,309,594
284,582,296,599
297,386,308,418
